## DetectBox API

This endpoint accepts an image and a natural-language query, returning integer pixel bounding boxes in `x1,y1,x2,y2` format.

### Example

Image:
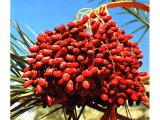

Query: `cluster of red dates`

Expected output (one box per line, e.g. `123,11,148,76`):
22,10,148,109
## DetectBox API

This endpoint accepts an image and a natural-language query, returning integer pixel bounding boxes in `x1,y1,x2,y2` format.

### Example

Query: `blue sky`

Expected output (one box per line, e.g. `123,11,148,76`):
11,0,149,73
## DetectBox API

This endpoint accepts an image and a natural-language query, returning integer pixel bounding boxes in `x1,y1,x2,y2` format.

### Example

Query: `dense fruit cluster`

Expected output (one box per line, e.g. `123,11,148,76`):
22,10,147,109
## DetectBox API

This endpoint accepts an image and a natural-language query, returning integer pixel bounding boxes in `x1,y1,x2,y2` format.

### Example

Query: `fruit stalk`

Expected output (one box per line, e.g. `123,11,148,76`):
95,1,149,12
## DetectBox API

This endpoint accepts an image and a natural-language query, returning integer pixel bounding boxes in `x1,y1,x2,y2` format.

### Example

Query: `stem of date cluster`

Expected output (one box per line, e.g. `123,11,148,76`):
68,113,72,120
75,8,92,20
77,105,85,120
125,104,129,118
140,75,149,82
95,1,149,12
125,103,132,120
87,18,93,34
74,107,77,118
87,103,106,112
141,101,149,108
106,104,117,120
87,103,133,120
126,104,132,120
72,111,77,120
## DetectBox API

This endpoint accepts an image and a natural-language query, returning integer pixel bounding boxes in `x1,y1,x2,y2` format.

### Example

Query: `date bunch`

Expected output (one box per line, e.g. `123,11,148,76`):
22,10,148,109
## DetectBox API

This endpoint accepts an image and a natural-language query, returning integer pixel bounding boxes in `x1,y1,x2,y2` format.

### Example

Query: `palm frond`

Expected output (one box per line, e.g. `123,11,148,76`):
11,101,40,120
11,53,27,64
86,0,94,3
39,106,63,120
11,54,26,70
11,106,34,120
11,41,26,54
98,0,106,4
11,20,35,47
10,68,21,77
119,19,138,28
11,92,35,102
10,44,19,55
131,25,145,34
11,98,36,112
123,7,149,27
134,7,140,15
142,11,149,21
10,20,37,119
25,24,38,37
11,20,30,47
10,76,26,83
137,27,149,42
116,11,129,14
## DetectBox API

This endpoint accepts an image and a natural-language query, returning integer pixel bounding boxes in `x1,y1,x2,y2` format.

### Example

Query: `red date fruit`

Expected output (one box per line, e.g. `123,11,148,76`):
28,58,35,64
53,71,63,78
82,15,88,24
29,45,40,52
139,72,147,76
38,78,46,86
23,66,31,72
36,84,43,94
22,71,32,78
52,58,64,64
113,56,124,62
76,75,84,83
82,81,90,90
116,76,126,85
131,93,138,101
23,80,33,88
41,56,51,63
47,96,53,107
101,94,108,101
82,70,92,78
66,80,74,92
64,68,78,75
118,98,125,105
62,73,70,82
37,34,46,43
110,79,118,87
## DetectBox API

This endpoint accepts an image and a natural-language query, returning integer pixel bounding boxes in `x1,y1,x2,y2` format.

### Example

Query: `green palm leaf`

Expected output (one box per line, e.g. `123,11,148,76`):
119,19,138,27
10,76,26,83
10,20,37,119
39,106,63,120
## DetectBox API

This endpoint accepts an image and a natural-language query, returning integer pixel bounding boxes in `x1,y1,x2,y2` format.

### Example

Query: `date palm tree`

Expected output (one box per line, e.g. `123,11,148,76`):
11,0,149,119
